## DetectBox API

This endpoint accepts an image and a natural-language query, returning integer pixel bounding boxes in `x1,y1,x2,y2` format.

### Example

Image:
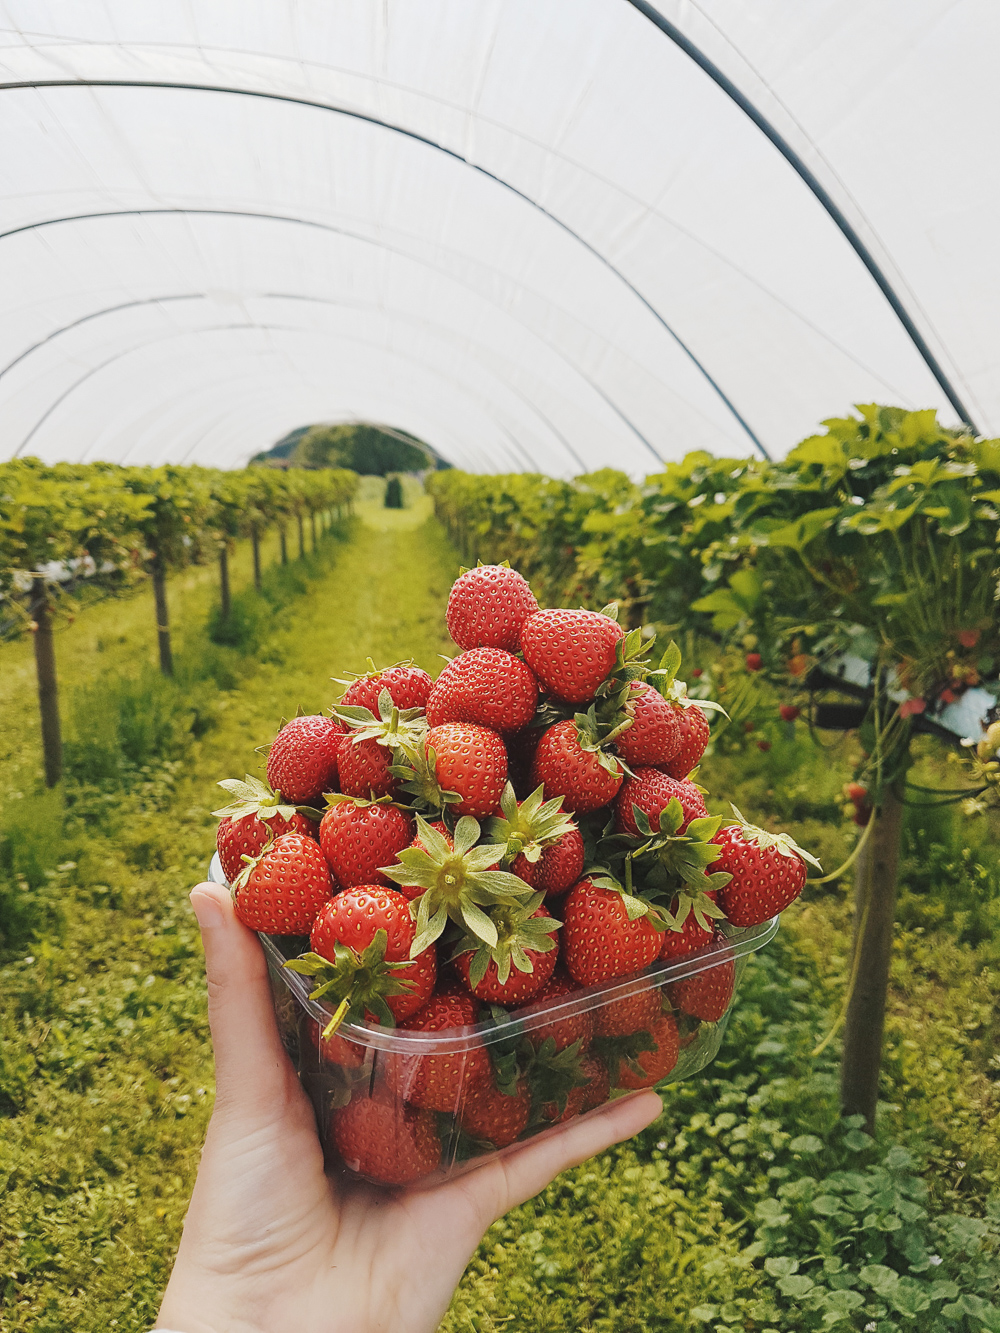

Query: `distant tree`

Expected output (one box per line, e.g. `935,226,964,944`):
384,476,404,508
291,423,429,475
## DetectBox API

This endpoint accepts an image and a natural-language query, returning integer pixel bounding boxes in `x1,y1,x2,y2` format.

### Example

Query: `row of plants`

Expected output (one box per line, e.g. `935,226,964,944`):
426,405,1000,1141
0,459,358,787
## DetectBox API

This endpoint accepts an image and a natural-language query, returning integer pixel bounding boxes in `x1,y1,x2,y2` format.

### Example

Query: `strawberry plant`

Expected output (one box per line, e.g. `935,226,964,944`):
426,404,1000,1137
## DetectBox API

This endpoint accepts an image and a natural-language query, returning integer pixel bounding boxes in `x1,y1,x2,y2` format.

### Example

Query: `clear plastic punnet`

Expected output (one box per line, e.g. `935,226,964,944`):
208,853,777,1189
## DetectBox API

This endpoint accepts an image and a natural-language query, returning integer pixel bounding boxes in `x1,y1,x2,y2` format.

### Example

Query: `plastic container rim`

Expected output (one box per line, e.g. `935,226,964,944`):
208,852,778,1054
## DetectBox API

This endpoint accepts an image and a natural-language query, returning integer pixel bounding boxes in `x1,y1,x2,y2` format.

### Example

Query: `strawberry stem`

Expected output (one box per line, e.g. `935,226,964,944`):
322,997,351,1039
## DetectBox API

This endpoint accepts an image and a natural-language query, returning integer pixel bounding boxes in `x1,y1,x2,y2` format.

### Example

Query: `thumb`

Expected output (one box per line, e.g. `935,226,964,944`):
190,881,294,1115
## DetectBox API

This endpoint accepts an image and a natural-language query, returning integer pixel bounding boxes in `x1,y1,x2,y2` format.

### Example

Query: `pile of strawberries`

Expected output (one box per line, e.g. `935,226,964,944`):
214,563,818,1185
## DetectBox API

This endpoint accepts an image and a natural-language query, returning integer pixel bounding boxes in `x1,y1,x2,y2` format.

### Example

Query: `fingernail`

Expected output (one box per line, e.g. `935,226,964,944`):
191,892,225,930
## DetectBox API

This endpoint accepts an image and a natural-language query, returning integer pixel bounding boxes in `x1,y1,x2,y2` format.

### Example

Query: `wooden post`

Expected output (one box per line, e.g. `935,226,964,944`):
251,528,262,592
219,545,231,620
151,556,174,676
279,527,288,565
30,576,62,788
840,785,904,1134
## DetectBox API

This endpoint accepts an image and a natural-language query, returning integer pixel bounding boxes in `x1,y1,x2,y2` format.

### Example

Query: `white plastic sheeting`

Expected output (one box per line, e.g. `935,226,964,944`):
0,1,996,473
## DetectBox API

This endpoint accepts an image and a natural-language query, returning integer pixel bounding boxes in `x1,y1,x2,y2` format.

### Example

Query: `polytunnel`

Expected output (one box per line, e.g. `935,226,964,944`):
1,0,997,474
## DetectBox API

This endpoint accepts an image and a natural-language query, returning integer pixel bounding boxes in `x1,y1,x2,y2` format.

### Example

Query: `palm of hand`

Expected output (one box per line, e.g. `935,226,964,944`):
157,884,661,1333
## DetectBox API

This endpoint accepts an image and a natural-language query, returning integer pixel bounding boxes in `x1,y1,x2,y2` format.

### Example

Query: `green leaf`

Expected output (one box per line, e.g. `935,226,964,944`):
790,1135,824,1154
764,1257,799,1278
460,900,499,948
658,640,682,683
812,1196,844,1216
860,1265,899,1296
776,1275,814,1298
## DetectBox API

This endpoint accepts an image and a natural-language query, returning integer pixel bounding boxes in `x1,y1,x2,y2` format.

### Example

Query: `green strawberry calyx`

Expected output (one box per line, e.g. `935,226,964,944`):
228,835,283,896
647,640,728,716
583,855,670,929
212,774,323,823
724,805,823,870
595,624,656,697
450,891,561,987
529,1037,591,1120
594,1026,661,1087
390,741,463,814
458,558,514,576
331,657,417,694
283,928,415,1033
333,686,428,753
572,705,632,778
485,783,578,865
381,815,534,956
626,800,733,905
322,791,404,812
479,1007,588,1112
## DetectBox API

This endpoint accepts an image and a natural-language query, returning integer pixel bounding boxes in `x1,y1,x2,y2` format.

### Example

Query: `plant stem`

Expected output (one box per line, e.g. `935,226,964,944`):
251,529,262,592
219,545,231,621
151,556,173,676
840,784,904,1134
30,575,62,788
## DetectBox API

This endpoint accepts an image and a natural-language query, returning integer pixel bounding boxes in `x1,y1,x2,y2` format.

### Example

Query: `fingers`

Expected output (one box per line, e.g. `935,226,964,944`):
465,1091,663,1223
190,881,292,1114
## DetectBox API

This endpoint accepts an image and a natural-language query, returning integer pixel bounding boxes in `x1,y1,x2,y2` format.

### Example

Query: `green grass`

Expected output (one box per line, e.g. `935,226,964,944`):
1,499,998,1330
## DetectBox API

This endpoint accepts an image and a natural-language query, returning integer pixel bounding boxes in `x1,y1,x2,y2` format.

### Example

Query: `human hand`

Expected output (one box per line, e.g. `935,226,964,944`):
156,882,662,1333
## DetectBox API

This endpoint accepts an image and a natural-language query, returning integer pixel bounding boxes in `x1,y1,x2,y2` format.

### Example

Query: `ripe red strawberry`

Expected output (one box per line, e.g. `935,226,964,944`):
425,648,538,733
714,811,819,926
544,1055,610,1124
594,985,662,1038
266,714,345,803
213,775,321,881
520,608,623,704
340,664,433,714
308,885,436,1024
519,970,594,1052
425,722,508,818
615,1014,679,1089
232,831,334,934
331,1090,441,1185
512,825,584,895
453,901,560,1006
318,799,413,889
460,1076,531,1147
302,1015,366,1070
337,735,400,798
217,809,317,883
616,682,682,766
658,895,717,961
658,704,710,779
668,932,735,1022
531,719,623,813
615,768,707,836
446,563,538,652
384,987,488,1112
562,878,661,986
